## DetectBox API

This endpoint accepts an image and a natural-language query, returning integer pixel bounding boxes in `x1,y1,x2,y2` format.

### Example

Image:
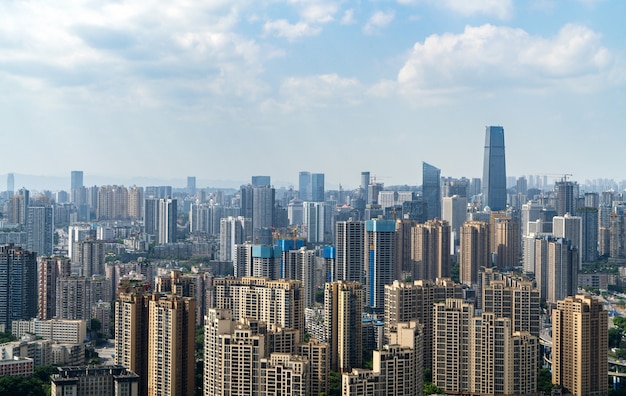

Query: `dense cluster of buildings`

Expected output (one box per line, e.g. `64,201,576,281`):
0,126,620,395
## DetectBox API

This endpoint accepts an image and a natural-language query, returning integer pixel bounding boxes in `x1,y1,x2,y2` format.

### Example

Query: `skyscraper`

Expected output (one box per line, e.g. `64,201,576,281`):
459,221,490,287
552,295,607,396
71,171,83,190
335,220,365,283
38,256,71,319
158,198,177,244
554,178,577,216
442,195,468,243
251,175,271,187
186,176,196,195
324,281,362,372
482,126,507,211
27,204,54,257
384,279,463,372
311,173,325,202
147,294,195,396
422,162,441,220
6,173,14,197
410,219,450,281
0,244,37,330
365,219,395,312
219,216,250,261
495,217,520,269
576,207,599,263
553,213,583,269
299,171,311,201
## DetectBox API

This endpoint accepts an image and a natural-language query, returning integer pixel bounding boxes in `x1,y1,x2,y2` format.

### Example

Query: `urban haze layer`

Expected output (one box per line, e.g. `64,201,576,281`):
0,126,622,396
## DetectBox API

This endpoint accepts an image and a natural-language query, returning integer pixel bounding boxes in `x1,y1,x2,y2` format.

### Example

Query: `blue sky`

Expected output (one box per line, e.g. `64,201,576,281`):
1,0,624,190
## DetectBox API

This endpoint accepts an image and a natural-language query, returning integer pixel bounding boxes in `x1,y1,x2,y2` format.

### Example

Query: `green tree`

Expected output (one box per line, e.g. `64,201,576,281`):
424,382,443,395
610,327,623,349
315,289,324,304
537,368,553,393
0,375,46,396
0,331,17,344
328,371,341,396
450,261,460,283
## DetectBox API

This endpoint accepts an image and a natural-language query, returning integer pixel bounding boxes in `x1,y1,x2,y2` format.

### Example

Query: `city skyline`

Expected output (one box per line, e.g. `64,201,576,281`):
0,1,625,187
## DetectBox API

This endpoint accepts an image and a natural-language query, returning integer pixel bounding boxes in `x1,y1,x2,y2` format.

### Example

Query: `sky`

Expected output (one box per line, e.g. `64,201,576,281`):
1,0,625,191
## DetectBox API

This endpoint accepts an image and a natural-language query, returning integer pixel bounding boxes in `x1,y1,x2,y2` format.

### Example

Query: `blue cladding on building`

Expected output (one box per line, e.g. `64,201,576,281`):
365,220,396,232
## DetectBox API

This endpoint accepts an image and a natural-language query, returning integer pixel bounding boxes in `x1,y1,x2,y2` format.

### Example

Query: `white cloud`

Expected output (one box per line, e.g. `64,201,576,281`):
341,9,356,25
263,19,322,41
363,10,395,35
268,74,362,111
297,2,338,23
436,0,514,20
398,24,614,92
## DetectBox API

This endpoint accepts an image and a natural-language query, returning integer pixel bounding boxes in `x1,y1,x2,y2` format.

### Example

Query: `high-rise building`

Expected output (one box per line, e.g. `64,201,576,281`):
6,173,14,197
410,219,450,281
143,198,159,237
544,238,578,304
468,313,538,395
553,213,583,269
0,244,37,331
384,279,463,372
335,220,365,283
186,176,196,195
433,299,538,395
482,126,507,211
116,281,196,396
158,198,177,244
147,294,195,396
68,223,94,262
365,219,395,312
344,321,424,396
482,279,540,337
127,186,143,220
442,195,467,243
299,171,311,201
552,295,607,396
73,239,106,277
394,219,417,281
494,217,520,269
251,175,271,187
360,172,370,193
576,207,599,263
433,299,474,392
311,173,325,202
303,201,330,243
115,282,151,396
70,171,83,191
610,212,626,261
297,339,330,396
211,277,305,338
96,185,129,220
554,178,577,216
38,256,71,319
459,221,490,287
324,281,362,372
252,186,275,242
204,310,264,396
219,216,249,261
422,162,441,220
55,275,102,320
8,188,29,225
144,186,172,199
27,204,54,257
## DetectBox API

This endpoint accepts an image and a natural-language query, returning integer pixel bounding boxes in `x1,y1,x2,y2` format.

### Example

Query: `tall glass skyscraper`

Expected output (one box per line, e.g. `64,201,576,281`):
482,126,507,211
423,162,441,220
